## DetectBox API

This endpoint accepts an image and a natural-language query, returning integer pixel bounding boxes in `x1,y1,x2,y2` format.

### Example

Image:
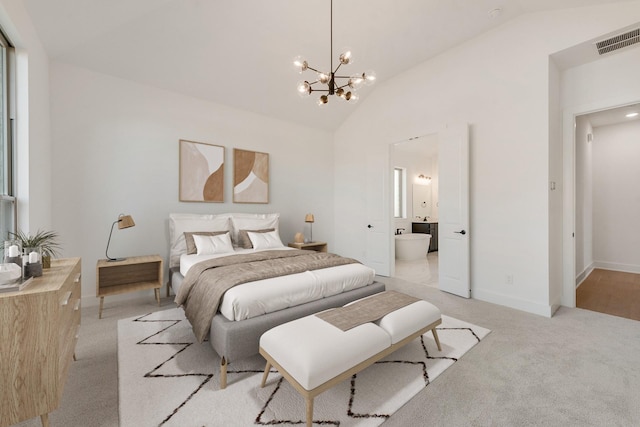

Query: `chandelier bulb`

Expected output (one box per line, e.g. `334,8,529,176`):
348,74,364,89
363,70,377,86
318,95,329,106
293,55,308,73
336,88,345,98
318,72,330,84
339,50,352,65
297,81,312,98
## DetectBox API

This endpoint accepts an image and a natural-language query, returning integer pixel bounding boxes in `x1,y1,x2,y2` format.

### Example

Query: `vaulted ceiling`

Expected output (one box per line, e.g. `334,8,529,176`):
23,0,630,131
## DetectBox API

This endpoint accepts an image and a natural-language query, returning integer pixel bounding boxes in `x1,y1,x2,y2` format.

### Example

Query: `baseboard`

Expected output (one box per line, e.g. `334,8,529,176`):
472,288,554,318
575,264,594,289
592,261,640,274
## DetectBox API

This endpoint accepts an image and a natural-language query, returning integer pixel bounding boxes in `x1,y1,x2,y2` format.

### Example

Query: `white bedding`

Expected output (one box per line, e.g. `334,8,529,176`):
179,249,376,321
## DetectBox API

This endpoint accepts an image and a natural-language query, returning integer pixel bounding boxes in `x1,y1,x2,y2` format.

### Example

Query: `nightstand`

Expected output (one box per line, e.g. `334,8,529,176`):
96,254,163,319
288,241,328,252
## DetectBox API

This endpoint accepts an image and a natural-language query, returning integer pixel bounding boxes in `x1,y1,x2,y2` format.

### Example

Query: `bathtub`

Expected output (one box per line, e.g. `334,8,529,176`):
395,233,431,261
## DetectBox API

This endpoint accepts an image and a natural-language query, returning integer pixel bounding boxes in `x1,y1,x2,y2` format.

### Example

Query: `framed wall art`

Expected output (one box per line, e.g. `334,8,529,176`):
233,148,269,204
179,139,225,202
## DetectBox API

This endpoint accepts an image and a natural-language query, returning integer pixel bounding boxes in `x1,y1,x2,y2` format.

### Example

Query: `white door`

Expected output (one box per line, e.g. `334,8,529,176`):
438,123,470,298
365,150,391,276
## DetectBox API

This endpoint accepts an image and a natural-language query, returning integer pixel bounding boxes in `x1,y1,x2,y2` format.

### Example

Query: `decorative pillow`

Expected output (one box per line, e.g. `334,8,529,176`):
168,213,231,267
230,213,279,245
248,230,285,250
237,228,275,249
184,231,228,255
193,232,234,255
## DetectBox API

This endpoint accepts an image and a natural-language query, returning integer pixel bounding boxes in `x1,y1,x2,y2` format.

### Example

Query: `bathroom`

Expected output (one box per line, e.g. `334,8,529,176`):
393,134,439,286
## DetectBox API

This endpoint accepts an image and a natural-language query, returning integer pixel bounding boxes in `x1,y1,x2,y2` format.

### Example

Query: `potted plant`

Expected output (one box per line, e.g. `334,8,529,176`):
9,229,62,268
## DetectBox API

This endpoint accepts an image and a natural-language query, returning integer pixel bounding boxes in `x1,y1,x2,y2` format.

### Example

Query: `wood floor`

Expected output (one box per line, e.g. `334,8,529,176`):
577,268,640,321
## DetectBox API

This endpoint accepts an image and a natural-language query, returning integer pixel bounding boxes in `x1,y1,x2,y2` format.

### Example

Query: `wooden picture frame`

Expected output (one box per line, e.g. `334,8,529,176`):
179,139,225,202
233,149,269,204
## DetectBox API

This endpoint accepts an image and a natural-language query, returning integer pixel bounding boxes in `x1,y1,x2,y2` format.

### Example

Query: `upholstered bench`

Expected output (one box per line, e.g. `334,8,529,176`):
259,293,442,427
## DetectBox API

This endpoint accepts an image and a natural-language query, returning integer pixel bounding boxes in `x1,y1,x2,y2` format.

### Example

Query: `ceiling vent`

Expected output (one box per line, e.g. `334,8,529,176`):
595,28,640,55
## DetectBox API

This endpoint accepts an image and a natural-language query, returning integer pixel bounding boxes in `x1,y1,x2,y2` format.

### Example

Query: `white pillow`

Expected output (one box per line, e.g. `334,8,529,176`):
230,213,279,245
193,232,234,255
169,213,232,267
248,230,285,250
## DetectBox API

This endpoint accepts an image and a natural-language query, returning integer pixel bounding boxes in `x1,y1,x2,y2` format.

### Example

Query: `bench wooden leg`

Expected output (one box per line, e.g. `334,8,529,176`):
40,413,49,427
306,397,314,427
220,357,227,389
432,328,442,351
261,362,272,387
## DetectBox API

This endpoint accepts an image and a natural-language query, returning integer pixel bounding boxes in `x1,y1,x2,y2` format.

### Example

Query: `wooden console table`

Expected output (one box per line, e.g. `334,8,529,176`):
96,255,163,319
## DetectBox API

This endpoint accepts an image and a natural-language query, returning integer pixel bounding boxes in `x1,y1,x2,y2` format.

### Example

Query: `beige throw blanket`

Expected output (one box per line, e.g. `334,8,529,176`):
175,250,360,342
315,290,420,331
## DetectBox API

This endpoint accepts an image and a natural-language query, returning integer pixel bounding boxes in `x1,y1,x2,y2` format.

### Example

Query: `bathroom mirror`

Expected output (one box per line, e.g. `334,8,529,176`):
412,184,431,219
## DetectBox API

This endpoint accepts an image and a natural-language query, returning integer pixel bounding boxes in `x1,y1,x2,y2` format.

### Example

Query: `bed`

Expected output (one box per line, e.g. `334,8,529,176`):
168,213,385,388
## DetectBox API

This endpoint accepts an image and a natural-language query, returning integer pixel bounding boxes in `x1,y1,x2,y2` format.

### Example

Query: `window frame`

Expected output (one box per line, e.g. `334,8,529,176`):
0,27,16,240
393,167,406,219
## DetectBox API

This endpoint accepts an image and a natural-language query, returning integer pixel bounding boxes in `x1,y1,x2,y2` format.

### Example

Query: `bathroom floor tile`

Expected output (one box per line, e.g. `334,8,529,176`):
394,252,439,288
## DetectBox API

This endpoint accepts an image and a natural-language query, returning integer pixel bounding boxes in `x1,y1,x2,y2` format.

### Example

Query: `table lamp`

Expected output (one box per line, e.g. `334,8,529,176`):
105,214,135,261
305,213,315,243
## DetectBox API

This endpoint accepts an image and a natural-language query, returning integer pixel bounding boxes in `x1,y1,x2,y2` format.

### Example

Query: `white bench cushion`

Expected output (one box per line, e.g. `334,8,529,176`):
376,300,441,344
260,314,391,390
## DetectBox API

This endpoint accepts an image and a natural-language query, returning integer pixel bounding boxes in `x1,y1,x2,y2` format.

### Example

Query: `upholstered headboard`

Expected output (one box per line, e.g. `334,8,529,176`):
168,213,280,268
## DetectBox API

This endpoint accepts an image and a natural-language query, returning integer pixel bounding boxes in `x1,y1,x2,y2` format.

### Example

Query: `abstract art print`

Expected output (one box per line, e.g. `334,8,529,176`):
233,149,269,203
179,140,225,202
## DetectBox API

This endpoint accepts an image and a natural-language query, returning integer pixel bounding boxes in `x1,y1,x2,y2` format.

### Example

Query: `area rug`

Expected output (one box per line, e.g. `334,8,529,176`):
118,308,490,427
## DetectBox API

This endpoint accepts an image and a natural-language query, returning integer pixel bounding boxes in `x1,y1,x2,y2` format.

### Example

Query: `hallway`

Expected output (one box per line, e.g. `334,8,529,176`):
577,269,640,321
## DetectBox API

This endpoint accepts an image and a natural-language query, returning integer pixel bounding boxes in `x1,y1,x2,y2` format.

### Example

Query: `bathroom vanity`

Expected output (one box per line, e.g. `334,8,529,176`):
412,222,438,252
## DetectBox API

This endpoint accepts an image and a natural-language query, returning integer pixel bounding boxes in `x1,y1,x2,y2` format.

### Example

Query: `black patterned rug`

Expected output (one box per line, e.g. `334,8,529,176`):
118,308,490,426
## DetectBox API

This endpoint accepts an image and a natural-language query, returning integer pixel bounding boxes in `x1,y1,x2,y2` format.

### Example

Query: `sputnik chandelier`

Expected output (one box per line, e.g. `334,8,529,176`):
293,0,376,106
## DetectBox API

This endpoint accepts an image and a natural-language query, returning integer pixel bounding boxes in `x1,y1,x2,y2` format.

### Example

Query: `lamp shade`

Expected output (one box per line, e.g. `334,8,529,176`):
118,214,135,229
305,214,315,223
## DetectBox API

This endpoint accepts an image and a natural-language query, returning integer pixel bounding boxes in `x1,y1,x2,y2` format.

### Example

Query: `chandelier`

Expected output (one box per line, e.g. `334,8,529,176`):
293,0,376,106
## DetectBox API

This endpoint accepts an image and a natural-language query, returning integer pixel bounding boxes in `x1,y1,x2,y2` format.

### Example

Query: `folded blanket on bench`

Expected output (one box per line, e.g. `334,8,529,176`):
315,290,420,331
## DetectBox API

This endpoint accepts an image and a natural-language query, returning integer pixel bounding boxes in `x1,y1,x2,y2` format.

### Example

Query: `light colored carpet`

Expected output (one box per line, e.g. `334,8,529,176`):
11,275,640,427
117,308,489,426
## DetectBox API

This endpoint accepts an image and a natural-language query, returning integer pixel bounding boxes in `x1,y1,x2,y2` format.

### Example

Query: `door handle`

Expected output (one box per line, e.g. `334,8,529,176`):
454,230,466,235
367,224,373,228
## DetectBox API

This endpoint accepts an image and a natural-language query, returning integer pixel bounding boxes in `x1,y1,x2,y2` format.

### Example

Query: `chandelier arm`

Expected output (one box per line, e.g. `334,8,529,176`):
305,65,323,74
333,62,343,74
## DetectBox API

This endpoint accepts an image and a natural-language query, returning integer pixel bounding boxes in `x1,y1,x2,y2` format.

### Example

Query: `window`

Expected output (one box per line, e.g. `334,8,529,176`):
393,167,406,218
0,28,15,241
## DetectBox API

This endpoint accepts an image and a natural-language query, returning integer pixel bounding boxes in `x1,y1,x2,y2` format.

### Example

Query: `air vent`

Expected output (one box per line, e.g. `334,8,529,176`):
595,28,640,55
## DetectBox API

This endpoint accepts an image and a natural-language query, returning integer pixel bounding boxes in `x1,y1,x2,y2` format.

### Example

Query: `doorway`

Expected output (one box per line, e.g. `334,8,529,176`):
392,134,439,287
570,103,640,319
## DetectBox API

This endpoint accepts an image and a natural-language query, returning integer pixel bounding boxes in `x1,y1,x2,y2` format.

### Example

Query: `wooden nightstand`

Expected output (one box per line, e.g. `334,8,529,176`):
288,241,328,252
96,254,163,319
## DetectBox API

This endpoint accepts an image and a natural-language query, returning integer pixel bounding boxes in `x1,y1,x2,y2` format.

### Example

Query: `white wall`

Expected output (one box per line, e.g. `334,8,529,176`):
592,120,640,271
575,116,594,280
334,3,640,316
0,0,53,232
49,63,334,302
548,58,563,310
